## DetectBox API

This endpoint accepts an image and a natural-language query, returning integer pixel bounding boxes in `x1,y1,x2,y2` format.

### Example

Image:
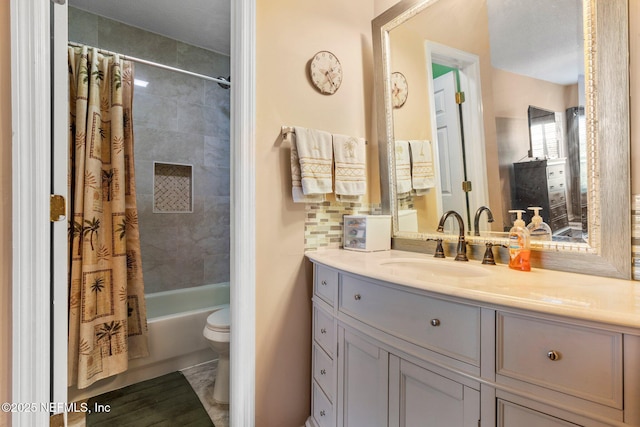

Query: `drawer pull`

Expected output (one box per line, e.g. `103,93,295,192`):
321,280,327,286
547,350,561,361
354,294,362,301
320,369,326,375
320,410,326,417
320,328,327,334
430,319,441,327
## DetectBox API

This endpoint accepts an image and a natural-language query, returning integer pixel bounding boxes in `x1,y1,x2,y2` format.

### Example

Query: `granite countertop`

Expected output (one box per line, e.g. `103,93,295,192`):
306,249,640,330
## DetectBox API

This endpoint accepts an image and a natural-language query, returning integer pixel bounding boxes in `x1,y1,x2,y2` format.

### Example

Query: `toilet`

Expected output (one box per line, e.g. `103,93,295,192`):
203,305,230,404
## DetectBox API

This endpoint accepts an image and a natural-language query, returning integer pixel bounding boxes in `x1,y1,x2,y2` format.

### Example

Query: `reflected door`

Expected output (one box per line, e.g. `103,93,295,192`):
434,71,466,230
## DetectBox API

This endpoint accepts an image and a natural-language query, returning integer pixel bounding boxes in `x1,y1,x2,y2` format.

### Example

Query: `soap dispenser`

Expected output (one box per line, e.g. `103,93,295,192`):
527,207,552,241
508,210,531,271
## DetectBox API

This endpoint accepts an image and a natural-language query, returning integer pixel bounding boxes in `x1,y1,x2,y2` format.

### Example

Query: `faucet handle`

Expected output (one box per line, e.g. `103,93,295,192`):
481,242,508,265
427,238,446,258
482,242,496,265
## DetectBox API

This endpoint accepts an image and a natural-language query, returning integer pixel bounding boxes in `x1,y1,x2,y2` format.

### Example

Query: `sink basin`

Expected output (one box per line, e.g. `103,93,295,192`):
377,258,490,278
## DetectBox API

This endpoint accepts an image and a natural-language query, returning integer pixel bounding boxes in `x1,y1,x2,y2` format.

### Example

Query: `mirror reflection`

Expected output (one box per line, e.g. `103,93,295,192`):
388,0,587,242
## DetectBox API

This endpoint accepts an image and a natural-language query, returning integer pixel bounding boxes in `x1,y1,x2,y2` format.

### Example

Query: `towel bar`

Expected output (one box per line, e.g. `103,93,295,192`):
281,126,367,144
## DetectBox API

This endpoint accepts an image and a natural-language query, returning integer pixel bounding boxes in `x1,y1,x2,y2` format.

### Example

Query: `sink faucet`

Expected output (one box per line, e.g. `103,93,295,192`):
437,210,468,261
473,206,494,236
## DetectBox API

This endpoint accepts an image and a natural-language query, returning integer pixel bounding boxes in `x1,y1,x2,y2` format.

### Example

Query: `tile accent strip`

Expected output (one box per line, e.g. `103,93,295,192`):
306,195,640,280
304,201,382,251
633,194,640,281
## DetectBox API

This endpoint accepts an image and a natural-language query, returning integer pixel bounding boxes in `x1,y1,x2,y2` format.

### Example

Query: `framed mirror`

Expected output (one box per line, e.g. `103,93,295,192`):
373,0,631,279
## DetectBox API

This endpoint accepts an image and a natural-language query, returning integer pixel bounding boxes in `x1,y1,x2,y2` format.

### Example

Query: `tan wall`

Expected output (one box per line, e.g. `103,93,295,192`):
255,0,376,425
1,1,11,426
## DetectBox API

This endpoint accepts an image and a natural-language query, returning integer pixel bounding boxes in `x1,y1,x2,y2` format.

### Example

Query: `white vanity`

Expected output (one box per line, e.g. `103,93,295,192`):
305,249,640,427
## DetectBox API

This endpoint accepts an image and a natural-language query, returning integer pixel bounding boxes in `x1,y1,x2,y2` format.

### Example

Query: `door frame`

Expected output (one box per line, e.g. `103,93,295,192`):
425,41,489,220
10,0,256,425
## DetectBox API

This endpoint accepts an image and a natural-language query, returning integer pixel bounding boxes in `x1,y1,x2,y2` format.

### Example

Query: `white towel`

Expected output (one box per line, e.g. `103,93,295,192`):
290,126,333,203
333,134,366,202
409,140,435,196
395,141,412,195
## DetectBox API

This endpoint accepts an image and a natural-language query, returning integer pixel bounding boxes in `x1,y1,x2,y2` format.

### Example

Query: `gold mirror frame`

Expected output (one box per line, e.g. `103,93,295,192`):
373,0,631,279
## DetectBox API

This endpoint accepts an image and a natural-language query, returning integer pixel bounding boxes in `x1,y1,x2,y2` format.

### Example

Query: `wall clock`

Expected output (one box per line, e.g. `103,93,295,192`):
391,71,408,108
309,50,343,95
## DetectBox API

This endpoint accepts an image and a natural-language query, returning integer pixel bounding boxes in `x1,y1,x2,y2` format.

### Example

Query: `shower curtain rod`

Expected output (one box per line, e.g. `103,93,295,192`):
68,41,231,87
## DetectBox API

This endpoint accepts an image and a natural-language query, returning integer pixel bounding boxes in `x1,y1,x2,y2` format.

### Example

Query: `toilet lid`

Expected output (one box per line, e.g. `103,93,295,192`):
206,306,230,331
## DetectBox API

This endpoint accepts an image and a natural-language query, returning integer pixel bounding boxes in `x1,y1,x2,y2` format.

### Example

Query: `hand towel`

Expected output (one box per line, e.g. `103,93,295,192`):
409,140,435,196
291,126,333,203
333,134,366,202
395,140,412,195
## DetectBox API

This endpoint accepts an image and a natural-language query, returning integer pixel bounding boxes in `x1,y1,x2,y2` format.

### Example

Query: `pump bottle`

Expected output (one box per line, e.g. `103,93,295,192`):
508,210,531,271
527,207,552,241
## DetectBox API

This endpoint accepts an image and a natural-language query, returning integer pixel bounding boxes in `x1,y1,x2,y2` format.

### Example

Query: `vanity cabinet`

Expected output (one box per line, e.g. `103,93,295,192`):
307,264,481,427
306,255,640,427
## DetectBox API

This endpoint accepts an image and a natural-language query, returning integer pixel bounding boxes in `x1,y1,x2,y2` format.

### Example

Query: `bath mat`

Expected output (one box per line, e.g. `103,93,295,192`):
86,371,214,426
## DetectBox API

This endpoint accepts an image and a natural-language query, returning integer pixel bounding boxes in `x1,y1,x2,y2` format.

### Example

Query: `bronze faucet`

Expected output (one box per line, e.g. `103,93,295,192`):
473,206,494,236
436,210,468,261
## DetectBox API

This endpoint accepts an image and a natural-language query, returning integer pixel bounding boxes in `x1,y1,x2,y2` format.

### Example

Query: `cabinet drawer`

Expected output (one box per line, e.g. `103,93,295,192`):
497,312,623,408
313,344,334,401
547,178,566,193
340,275,480,365
498,400,580,427
313,381,334,427
314,305,335,357
549,191,567,207
546,164,565,181
315,265,338,306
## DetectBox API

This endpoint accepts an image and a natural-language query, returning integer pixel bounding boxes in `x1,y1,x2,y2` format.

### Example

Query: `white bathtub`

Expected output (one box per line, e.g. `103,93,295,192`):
69,283,230,401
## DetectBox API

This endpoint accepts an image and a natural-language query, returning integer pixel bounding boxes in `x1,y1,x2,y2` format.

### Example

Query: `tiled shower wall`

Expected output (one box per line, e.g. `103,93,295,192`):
69,8,230,293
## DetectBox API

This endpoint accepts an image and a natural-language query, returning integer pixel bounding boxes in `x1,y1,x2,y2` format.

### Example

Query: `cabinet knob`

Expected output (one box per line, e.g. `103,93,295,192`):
547,350,561,361
354,294,361,301
320,328,327,334
430,319,441,327
320,369,326,375
320,410,326,417
321,280,327,286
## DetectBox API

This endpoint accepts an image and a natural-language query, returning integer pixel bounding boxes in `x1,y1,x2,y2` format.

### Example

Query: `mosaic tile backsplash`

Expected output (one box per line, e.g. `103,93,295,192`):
307,195,640,281
633,194,640,281
305,201,382,250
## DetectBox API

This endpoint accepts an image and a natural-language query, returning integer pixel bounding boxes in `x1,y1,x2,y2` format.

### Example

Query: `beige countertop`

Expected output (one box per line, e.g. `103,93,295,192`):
306,249,640,330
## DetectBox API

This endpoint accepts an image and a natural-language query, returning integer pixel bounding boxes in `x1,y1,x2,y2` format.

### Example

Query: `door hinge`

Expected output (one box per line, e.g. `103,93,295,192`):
455,91,465,104
462,181,472,192
50,195,66,222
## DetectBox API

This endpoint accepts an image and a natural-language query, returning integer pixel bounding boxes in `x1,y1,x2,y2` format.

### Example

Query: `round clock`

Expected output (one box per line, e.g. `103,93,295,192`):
391,72,408,108
309,51,343,95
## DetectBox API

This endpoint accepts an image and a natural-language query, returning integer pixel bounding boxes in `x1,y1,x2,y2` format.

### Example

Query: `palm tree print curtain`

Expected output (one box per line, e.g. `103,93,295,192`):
68,46,149,389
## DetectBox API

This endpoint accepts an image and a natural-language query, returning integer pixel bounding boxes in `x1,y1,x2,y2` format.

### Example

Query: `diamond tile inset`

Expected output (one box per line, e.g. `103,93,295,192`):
153,163,193,213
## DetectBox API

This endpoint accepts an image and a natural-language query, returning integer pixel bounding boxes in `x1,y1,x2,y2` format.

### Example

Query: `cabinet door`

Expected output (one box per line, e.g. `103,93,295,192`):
497,400,581,427
338,327,389,427
390,357,479,427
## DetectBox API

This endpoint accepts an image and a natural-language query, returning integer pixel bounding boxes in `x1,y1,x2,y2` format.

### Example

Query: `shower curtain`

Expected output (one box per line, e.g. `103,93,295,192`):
68,46,149,389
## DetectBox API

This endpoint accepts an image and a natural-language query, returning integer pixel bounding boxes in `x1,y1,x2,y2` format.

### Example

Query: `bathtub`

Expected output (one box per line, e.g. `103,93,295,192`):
68,282,230,401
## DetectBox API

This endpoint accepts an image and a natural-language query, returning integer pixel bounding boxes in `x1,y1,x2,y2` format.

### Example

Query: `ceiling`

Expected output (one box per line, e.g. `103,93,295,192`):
69,0,231,56
487,0,584,85
70,0,583,85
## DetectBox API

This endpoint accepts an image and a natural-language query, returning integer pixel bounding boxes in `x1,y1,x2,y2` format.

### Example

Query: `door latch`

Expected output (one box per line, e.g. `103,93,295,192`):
50,195,66,222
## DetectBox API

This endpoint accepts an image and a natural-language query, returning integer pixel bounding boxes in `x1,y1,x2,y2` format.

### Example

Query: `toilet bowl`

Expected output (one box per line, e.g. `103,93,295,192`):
203,305,230,404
